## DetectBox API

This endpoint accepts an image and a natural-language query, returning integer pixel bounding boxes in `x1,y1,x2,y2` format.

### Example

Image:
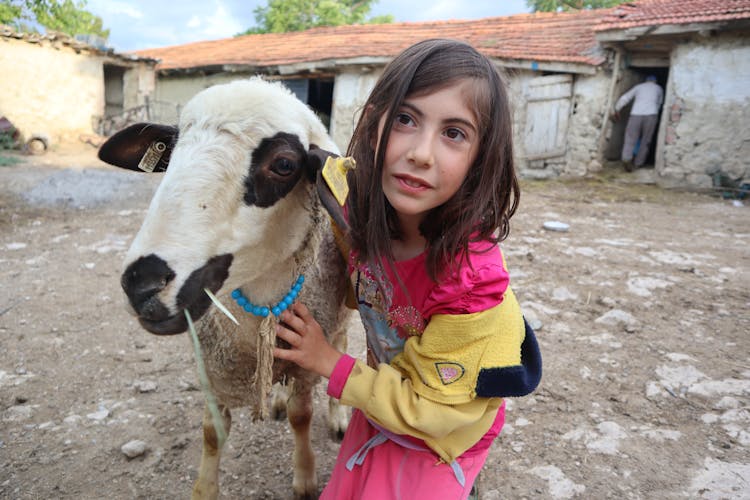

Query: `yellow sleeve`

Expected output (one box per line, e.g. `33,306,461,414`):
392,287,525,404
339,360,498,442
337,288,526,454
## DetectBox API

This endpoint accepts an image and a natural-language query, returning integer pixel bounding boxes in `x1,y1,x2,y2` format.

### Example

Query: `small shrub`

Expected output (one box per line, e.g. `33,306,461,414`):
0,131,17,150
0,155,23,167
0,122,20,150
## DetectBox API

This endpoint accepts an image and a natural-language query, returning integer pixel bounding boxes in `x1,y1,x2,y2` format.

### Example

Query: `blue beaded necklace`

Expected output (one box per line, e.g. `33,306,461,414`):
231,275,305,318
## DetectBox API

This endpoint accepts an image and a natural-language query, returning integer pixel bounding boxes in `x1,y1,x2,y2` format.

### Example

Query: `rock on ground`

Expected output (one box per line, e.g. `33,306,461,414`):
0,150,748,499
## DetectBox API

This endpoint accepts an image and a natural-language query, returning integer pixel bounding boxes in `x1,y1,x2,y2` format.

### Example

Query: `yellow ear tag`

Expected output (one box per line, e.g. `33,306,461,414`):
322,156,356,206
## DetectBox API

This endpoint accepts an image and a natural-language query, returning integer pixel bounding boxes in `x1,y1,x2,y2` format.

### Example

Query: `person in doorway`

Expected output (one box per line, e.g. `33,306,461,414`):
273,39,542,499
612,74,664,171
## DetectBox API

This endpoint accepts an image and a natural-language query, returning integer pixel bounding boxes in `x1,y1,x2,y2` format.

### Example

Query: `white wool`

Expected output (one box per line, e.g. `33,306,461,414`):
120,77,350,498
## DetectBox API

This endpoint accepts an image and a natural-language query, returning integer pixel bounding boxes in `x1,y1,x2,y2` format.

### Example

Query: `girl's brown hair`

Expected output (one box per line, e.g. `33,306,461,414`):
346,38,519,280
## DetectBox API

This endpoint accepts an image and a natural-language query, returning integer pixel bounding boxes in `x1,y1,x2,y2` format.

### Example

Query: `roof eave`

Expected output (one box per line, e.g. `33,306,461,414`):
595,20,734,42
157,56,394,76
495,58,601,75
157,54,602,77
1,25,158,65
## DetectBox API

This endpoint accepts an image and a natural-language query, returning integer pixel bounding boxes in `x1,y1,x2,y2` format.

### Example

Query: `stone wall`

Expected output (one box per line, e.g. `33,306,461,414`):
153,44,750,190
563,73,610,177
658,34,750,187
510,69,610,179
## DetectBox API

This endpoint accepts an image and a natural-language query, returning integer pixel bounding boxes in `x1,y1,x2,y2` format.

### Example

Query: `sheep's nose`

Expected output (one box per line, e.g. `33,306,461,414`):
121,254,175,318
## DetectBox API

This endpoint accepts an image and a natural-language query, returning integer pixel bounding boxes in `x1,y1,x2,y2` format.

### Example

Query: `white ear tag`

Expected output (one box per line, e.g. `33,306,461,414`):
138,141,167,172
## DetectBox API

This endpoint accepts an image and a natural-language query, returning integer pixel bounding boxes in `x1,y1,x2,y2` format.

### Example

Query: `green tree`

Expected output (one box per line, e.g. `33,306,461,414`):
241,0,393,35
526,0,624,12
0,0,109,39
0,0,31,27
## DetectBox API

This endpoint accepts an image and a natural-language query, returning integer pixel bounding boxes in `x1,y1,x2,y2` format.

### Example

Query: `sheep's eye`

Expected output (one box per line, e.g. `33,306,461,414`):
270,157,297,177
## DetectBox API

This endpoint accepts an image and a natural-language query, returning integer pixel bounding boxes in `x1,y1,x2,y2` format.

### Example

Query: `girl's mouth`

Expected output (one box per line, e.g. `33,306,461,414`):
396,174,431,190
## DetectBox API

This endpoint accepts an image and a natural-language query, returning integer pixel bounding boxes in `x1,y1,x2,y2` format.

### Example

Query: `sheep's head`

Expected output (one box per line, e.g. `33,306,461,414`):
98,78,339,335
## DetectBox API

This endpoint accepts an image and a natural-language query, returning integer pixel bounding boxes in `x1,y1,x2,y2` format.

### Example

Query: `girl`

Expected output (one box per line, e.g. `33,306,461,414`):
274,39,542,499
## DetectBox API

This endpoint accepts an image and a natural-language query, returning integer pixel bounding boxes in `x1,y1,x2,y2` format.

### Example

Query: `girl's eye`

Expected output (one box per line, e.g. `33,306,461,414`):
395,113,415,127
445,128,466,142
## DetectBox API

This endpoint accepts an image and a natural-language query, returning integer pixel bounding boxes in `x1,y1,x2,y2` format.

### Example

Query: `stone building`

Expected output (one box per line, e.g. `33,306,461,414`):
596,1,750,187
0,25,157,147
136,10,612,181
135,0,750,188
2,0,748,188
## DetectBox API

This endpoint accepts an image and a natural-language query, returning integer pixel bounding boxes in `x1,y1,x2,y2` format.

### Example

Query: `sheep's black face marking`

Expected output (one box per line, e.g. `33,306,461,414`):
122,255,175,320
245,132,309,207
121,253,233,335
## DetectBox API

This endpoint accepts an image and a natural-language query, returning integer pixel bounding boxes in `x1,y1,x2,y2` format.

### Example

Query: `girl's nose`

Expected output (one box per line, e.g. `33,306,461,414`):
406,133,435,168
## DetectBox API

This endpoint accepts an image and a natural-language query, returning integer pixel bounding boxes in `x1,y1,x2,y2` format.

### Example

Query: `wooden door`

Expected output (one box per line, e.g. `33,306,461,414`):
523,74,572,160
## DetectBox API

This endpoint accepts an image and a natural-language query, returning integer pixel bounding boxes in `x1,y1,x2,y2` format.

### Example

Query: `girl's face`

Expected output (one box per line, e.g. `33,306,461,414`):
377,79,480,230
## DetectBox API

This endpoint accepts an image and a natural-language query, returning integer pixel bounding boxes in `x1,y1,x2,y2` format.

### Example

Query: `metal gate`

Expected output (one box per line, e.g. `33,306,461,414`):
93,99,181,136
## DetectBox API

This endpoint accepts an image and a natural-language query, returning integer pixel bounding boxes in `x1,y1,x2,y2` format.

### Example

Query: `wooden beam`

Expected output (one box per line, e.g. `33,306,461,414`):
596,26,654,42
628,56,671,68
598,49,622,155
496,59,599,75
596,21,729,42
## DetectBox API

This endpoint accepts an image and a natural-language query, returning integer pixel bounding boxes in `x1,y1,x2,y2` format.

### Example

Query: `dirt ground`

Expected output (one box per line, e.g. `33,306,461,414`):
1,145,748,500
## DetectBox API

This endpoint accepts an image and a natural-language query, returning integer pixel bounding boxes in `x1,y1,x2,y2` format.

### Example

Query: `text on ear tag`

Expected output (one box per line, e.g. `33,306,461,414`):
138,141,167,172
322,156,356,206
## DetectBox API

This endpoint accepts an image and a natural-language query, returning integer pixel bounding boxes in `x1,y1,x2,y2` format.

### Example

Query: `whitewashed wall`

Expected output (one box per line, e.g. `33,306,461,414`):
157,69,383,154
124,64,156,115
1,38,103,144
154,73,242,109
658,34,750,187
329,71,381,152
0,37,153,145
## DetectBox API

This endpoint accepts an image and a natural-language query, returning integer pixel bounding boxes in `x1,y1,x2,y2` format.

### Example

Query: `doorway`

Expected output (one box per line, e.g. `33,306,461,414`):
103,65,125,118
281,78,334,131
607,67,669,167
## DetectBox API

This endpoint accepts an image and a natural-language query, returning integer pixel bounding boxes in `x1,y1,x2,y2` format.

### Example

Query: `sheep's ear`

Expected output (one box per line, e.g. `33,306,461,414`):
317,169,349,233
310,145,350,232
306,144,338,177
98,123,178,173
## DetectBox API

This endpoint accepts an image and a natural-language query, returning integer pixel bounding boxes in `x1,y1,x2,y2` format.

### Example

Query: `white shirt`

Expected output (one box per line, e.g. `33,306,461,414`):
615,81,664,116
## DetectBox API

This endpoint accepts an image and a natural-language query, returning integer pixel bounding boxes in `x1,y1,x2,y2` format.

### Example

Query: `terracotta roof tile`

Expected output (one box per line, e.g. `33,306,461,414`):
596,0,750,31
135,10,609,71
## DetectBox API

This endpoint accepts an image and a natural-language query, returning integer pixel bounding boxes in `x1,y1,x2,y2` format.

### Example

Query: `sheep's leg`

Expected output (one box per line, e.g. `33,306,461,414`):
287,379,317,499
192,404,232,500
270,381,290,420
327,330,350,440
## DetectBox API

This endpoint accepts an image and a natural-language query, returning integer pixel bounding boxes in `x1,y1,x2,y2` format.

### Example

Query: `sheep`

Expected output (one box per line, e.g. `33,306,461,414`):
98,78,352,499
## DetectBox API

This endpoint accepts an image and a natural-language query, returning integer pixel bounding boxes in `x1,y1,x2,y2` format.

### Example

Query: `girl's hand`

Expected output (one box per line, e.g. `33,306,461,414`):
273,301,342,378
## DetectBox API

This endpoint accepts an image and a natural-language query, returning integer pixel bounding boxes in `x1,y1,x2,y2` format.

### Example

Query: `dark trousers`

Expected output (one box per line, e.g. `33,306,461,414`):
621,114,658,166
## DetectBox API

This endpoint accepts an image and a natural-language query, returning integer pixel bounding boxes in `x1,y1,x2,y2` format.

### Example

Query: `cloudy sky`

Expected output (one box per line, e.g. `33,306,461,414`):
86,0,532,52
